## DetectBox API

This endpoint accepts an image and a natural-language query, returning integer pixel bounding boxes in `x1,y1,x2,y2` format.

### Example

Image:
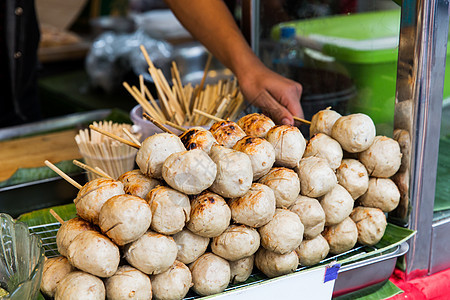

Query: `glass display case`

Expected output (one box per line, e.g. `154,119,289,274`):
244,0,450,280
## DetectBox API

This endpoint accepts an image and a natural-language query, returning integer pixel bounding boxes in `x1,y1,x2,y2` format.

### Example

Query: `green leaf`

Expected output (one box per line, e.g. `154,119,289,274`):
334,280,403,300
18,203,77,227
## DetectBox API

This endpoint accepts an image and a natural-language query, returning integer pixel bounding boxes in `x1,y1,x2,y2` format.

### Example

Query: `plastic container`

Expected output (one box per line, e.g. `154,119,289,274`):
271,9,450,129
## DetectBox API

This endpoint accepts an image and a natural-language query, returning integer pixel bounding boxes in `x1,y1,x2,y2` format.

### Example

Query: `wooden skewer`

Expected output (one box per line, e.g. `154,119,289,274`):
122,128,142,147
89,125,141,149
95,167,113,179
165,121,187,132
199,53,213,92
293,116,312,125
193,109,224,122
49,209,65,225
140,45,155,69
44,160,82,189
73,160,114,179
143,113,176,135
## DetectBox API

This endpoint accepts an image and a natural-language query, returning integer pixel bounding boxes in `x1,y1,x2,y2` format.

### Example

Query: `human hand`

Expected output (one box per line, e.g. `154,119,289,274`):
237,64,304,125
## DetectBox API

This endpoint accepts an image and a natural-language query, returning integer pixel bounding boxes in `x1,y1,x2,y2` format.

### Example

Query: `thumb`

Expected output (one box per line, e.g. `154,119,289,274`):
250,91,294,125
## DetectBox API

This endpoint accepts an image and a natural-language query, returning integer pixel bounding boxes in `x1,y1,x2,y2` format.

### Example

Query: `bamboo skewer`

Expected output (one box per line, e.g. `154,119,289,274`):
95,167,112,179
193,109,224,122
293,116,312,125
45,160,82,189
89,125,140,149
73,160,114,180
142,113,176,135
165,121,187,132
123,128,142,147
49,209,65,225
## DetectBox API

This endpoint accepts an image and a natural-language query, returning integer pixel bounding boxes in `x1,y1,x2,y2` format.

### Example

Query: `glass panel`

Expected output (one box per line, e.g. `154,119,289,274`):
257,0,400,137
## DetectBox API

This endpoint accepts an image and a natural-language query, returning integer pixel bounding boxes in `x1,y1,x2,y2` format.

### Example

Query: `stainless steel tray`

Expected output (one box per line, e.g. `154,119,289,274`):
29,221,408,298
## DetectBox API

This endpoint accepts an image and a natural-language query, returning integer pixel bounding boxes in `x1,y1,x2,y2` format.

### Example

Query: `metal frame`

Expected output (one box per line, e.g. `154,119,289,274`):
393,0,449,279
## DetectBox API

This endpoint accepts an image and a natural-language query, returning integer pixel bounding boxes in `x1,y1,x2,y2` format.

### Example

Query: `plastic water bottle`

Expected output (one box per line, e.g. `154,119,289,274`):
273,26,304,76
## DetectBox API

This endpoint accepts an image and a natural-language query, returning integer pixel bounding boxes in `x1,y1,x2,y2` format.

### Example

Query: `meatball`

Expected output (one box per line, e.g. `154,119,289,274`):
41,256,74,298
237,113,275,138
105,265,152,300
358,136,402,178
229,183,276,228
151,261,192,300
255,248,298,278
233,136,276,180
296,234,330,266
211,224,260,261
322,217,358,255
258,209,304,254
209,145,253,198
118,169,161,199
189,253,231,296
310,109,342,137
258,167,300,208
162,149,217,195
320,184,354,226
266,125,306,168
350,207,387,246
336,159,369,200
187,191,231,238
289,195,325,239
146,186,190,235
74,178,124,225
56,217,96,257
303,133,343,170
359,178,400,212
229,256,254,284
331,113,376,153
136,133,186,179
209,120,246,148
180,126,217,154
297,156,337,198
54,271,105,300
172,229,210,264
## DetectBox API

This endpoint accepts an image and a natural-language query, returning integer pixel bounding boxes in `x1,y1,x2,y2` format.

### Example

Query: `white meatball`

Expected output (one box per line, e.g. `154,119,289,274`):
255,248,298,278
258,209,304,254
56,217,96,257
67,231,119,278
350,207,387,246
41,256,74,298
393,129,411,173
146,186,190,235
136,133,186,179
211,225,260,261
173,229,210,264
99,194,152,245
320,184,354,226
74,178,124,225
229,256,254,284
210,120,246,148
151,261,192,300
258,167,300,208
331,113,376,153
118,169,161,199
266,125,306,168
124,231,178,275
303,133,343,170
162,149,217,194
105,265,152,300
209,145,253,198
296,234,329,266
297,156,337,198
187,191,231,238
289,195,325,239
55,271,105,300
190,253,231,296
336,159,369,200
229,183,276,228
359,178,400,212
358,136,402,178
310,109,342,137
233,136,276,180
322,217,358,254
180,127,218,154
237,113,275,138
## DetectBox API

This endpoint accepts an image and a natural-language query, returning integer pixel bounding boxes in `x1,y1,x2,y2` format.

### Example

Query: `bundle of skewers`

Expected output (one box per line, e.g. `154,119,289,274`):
123,46,245,128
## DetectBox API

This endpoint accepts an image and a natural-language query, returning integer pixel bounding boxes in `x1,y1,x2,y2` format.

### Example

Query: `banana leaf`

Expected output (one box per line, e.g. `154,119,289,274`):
334,280,403,300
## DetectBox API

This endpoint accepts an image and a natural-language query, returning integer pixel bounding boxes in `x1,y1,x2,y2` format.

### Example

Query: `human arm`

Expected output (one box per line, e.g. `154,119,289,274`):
164,0,304,124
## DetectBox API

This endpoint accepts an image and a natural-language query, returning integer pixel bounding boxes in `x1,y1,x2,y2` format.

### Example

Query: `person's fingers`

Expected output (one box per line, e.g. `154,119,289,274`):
269,81,304,119
250,90,294,125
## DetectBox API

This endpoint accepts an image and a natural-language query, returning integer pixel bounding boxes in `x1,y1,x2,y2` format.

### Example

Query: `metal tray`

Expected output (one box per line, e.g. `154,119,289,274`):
28,220,408,298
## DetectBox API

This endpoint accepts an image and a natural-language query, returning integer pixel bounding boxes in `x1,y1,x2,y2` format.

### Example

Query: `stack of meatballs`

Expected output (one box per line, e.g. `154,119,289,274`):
41,109,402,300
